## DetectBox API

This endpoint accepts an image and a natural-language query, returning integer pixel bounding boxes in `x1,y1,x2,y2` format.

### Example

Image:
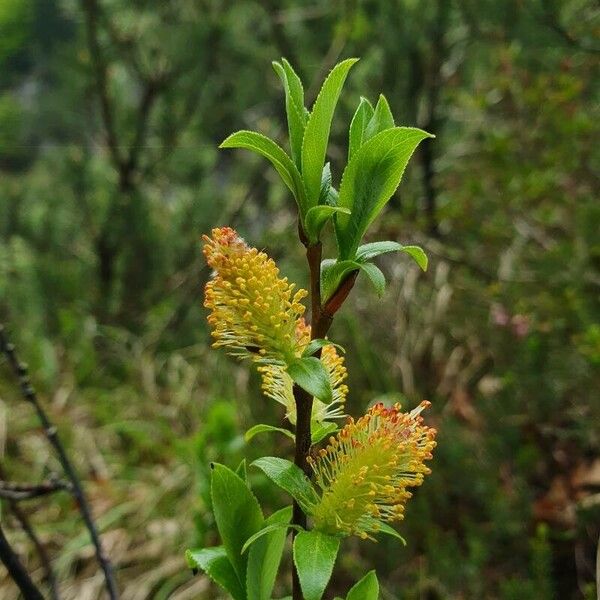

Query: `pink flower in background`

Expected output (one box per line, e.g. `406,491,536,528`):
511,315,530,338
491,303,510,327
491,304,530,338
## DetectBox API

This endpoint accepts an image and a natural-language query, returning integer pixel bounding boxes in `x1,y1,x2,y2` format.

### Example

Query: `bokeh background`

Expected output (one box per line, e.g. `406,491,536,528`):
1,1,599,598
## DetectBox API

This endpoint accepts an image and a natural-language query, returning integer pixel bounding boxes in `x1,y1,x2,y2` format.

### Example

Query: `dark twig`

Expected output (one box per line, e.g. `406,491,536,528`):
0,324,119,600
81,0,123,171
0,523,45,600
0,479,72,502
0,464,61,600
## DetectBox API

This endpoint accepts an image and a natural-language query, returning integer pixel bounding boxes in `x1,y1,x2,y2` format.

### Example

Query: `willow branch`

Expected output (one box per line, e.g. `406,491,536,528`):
0,324,119,600
0,479,72,502
291,235,356,600
0,466,60,600
0,523,45,600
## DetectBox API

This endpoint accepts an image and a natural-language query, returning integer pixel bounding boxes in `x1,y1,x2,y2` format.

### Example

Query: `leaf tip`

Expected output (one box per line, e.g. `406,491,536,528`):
218,134,233,149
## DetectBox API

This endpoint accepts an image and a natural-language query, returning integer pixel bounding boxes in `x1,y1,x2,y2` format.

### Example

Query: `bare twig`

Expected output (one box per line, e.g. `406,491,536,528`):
0,464,61,600
125,80,161,177
0,523,45,600
0,324,119,599
81,0,123,171
0,479,72,502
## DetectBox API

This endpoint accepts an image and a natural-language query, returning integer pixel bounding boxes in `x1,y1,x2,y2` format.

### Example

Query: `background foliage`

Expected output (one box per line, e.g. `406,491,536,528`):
0,0,598,598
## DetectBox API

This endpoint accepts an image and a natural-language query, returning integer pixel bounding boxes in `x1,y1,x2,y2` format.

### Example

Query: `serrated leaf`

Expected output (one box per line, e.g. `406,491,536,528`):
211,463,263,583
282,60,305,113
364,94,395,142
348,96,374,161
319,162,333,205
346,570,379,600
335,127,433,259
377,522,407,545
245,423,295,443
320,259,361,304
302,58,359,209
311,421,338,445
356,241,428,271
293,530,340,600
287,356,332,403
305,205,351,244
359,262,386,297
185,547,246,600
251,457,316,510
301,338,345,358
220,130,308,216
273,60,306,169
246,506,293,600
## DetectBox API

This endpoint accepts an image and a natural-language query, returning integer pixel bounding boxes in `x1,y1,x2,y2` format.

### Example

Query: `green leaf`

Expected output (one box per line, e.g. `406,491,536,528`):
245,424,295,443
273,60,306,169
364,94,395,142
346,570,379,600
359,262,386,297
311,421,338,445
220,130,308,216
401,245,428,271
235,458,248,484
242,522,292,555
246,506,293,600
211,463,264,583
318,162,333,205
185,547,246,600
335,127,433,259
293,530,340,600
356,241,428,271
282,60,306,114
377,522,407,545
320,259,361,304
287,356,332,403
305,205,350,244
301,338,345,358
348,96,374,161
251,457,316,510
301,58,359,209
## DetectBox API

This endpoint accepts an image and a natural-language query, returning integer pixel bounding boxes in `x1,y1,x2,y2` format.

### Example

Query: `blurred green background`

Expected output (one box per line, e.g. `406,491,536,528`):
0,0,599,598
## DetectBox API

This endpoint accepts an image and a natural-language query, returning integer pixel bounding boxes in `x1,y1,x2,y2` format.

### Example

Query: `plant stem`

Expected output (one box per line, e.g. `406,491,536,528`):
0,325,119,600
291,241,333,600
290,226,357,598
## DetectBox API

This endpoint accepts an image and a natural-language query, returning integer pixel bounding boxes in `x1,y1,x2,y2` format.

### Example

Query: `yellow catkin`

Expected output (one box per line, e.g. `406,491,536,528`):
203,227,349,425
203,227,307,365
257,320,348,424
306,401,437,539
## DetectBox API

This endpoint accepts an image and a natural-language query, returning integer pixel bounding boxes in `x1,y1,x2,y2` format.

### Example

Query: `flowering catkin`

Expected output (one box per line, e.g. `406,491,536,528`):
258,321,348,424
203,227,348,424
306,402,436,539
203,227,307,365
